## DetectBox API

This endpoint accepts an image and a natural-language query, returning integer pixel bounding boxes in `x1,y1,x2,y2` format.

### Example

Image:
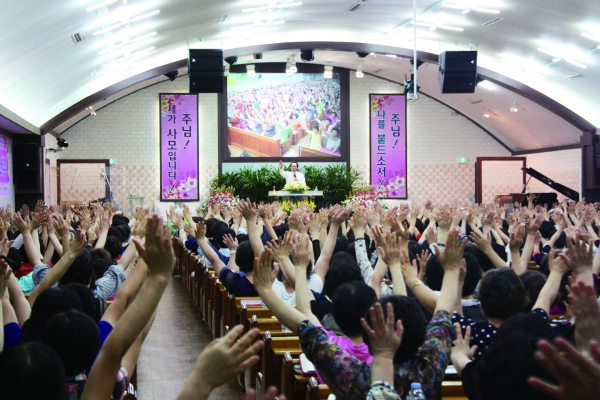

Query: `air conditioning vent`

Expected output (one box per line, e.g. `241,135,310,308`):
71,33,83,43
564,74,584,80
218,14,229,23
470,100,483,104
482,17,503,26
348,3,363,11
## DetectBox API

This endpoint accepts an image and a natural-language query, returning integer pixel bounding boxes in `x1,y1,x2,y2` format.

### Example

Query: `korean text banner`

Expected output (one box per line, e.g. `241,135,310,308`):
370,94,407,198
0,136,9,197
160,94,199,201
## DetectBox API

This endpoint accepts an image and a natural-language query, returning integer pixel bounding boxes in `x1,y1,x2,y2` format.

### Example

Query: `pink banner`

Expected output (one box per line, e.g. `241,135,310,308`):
370,94,407,198
0,136,9,197
160,94,199,201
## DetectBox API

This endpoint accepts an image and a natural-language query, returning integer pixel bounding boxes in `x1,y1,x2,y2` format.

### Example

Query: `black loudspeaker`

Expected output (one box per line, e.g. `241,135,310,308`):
14,143,43,193
188,49,224,93
438,51,478,93
188,49,224,72
189,72,224,93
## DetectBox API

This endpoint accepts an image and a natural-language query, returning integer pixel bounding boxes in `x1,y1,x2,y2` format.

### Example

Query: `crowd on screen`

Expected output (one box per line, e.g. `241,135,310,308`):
1,192,600,399
227,78,342,154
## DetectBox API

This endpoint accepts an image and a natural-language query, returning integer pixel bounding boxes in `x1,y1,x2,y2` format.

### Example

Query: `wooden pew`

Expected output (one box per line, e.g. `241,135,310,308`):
442,381,467,399
211,279,225,338
201,268,214,322
255,333,301,395
250,316,296,337
228,126,293,157
281,352,308,400
305,377,331,400
241,306,273,333
300,147,333,158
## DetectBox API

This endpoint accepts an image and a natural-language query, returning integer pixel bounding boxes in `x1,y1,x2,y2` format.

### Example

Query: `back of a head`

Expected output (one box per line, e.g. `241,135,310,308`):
519,270,548,312
90,247,112,261
236,240,255,273
107,226,124,243
0,342,65,400
333,235,350,255
91,257,113,280
323,252,363,297
60,283,101,323
104,235,122,260
364,296,427,365
273,223,289,240
477,267,528,321
41,309,100,376
5,247,23,273
210,220,228,238
332,282,377,337
216,227,236,249
471,243,506,272
479,313,556,400
22,287,83,342
59,249,93,287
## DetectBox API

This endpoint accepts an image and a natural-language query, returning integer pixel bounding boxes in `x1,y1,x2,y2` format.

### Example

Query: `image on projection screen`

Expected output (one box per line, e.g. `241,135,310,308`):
226,72,341,158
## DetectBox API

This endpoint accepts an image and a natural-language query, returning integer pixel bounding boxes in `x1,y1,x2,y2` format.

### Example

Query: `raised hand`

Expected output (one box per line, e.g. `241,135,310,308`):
132,215,174,278
193,222,207,240
509,224,525,252
469,229,492,253
222,233,239,251
292,234,311,268
377,231,402,267
569,281,600,352
0,259,13,298
238,199,257,221
331,207,351,225
436,229,466,272
12,212,31,234
559,233,593,274
68,228,87,255
252,248,278,293
361,302,403,360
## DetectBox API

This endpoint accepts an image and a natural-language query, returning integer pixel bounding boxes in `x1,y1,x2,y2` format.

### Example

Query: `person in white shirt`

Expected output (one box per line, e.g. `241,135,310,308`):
279,160,306,185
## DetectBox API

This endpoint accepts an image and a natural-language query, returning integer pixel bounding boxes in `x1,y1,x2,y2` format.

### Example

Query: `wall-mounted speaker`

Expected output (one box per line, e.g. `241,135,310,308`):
189,72,224,93
14,142,43,193
438,51,478,94
188,49,224,93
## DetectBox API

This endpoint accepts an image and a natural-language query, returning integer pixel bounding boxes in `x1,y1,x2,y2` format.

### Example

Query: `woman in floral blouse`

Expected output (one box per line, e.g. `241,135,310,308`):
253,228,463,400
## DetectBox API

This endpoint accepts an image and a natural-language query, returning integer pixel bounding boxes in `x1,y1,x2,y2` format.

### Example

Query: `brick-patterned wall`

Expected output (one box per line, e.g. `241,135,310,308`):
349,74,512,204
480,160,525,203
59,162,106,204
523,149,581,201
59,73,570,211
60,78,218,210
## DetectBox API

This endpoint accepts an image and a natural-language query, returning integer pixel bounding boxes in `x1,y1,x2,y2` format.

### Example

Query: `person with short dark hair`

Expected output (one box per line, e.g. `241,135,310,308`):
279,160,305,185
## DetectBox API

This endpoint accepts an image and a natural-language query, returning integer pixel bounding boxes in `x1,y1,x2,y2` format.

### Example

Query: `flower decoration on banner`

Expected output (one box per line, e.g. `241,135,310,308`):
161,95,185,117
282,182,310,192
370,95,395,117
342,184,388,210
163,174,198,200
384,174,406,198
282,199,316,213
205,186,240,212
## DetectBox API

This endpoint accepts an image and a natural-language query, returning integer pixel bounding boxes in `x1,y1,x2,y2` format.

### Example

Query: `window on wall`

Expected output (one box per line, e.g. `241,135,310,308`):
57,160,109,207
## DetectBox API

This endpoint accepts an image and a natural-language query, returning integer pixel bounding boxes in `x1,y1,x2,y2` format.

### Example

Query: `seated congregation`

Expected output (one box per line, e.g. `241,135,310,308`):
1,194,600,400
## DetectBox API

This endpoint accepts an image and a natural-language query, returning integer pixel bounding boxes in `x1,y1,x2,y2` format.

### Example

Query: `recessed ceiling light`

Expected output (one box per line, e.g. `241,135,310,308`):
385,54,397,58
130,10,160,23
581,32,600,43
85,0,117,12
477,80,494,90
243,2,302,12
564,59,587,69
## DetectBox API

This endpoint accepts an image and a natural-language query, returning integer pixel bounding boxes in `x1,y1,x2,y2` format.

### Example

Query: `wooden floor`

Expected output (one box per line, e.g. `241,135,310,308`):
137,277,244,400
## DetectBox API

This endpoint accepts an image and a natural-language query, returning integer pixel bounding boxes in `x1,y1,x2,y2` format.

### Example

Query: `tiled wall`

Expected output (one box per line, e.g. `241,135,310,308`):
523,149,581,201
59,72,579,210
480,160,526,203
58,162,106,205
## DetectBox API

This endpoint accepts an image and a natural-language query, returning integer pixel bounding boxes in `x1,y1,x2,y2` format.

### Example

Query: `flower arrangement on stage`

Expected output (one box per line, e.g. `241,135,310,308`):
282,199,316,213
342,184,388,210
200,186,240,214
282,181,310,192
163,175,198,200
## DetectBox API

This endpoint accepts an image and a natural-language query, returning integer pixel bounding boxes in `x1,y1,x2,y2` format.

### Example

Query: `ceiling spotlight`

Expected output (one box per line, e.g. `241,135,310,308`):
224,56,238,65
483,109,490,118
57,137,69,148
509,102,518,113
300,49,314,62
324,65,333,79
86,106,97,116
356,62,364,78
246,64,256,77
164,70,178,81
356,52,369,58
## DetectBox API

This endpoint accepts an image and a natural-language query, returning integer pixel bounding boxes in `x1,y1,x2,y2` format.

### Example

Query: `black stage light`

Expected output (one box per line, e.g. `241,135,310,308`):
164,71,179,81
57,138,69,148
300,49,314,62
225,56,238,65
410,59,425,69
356,52,369,58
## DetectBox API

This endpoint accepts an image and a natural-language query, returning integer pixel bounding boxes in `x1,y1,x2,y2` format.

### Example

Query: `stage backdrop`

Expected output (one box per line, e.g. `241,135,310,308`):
369,94,407,198
159,94,199,201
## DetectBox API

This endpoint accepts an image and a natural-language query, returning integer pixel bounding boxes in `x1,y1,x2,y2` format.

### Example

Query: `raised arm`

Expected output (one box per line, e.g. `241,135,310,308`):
266,231,295,286
238,199,264,258
520,214,543,268
509,224,526,274
532,251,568,315
82,215,174,400
559,234,594,287
28,229,86,307
434,229,466,314
293,235,320,325
470,229,508,269
314,208,350,281
193,223,227,275
12,213,42,266
375,229,406,296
